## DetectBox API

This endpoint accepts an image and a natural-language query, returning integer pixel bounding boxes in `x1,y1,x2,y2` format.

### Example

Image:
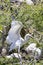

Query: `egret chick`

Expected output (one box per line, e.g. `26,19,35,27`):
6,53,22,59
26,0,33,5
35,48,41,59
25,43,36,53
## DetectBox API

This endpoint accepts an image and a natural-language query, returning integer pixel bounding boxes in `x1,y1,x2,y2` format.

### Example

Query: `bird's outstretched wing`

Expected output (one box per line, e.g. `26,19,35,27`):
6,20,23,45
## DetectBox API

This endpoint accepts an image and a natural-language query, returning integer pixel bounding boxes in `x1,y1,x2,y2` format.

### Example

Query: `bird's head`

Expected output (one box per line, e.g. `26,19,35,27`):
24,33,33,40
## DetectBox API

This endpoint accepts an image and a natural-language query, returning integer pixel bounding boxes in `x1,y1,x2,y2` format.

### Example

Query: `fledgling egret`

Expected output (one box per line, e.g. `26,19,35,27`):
6,20,33,63
25,43,36,53
35,48,41,60
25,43,41,59
6,20,32,53
6,53,22,59
26,0,33,5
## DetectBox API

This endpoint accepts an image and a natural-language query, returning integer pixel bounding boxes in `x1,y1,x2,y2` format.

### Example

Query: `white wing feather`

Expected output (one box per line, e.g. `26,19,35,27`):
6,20,23,51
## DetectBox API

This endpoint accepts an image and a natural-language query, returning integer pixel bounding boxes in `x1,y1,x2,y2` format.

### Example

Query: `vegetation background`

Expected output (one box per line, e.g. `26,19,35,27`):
0,0,43,65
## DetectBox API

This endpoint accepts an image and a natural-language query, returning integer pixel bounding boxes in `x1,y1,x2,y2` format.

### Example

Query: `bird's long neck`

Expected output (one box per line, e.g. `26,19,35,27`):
24,34,30,43
20,34,31,46
23,38,28,44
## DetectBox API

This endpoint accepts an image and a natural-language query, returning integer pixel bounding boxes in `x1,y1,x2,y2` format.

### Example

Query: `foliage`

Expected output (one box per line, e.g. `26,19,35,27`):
0,0,43,65
0,1,43,32
14,3,43,31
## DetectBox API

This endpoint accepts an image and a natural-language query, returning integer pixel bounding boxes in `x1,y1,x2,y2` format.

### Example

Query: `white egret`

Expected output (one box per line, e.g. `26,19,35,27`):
25,43,36,53
10,0,33,5
6,20,32,53
35,48,41,59
25,43,41,59
19,0,33,5
6,20,33,63
26,0,33,5
6,53,22,59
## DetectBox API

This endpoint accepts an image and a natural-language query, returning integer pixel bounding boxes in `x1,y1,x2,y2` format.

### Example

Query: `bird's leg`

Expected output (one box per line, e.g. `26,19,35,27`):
18,46,22,65
18,46,20,53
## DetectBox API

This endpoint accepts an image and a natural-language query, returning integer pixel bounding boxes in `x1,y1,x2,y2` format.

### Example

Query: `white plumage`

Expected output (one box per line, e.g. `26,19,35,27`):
10,0,33,5
6,20,32,52
35,48,41,59
6,53,22,59
26,43,36,52
19,0,33,5
6,20,23,45
25,43,41,59
18,0,24,2
26,0,33,5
